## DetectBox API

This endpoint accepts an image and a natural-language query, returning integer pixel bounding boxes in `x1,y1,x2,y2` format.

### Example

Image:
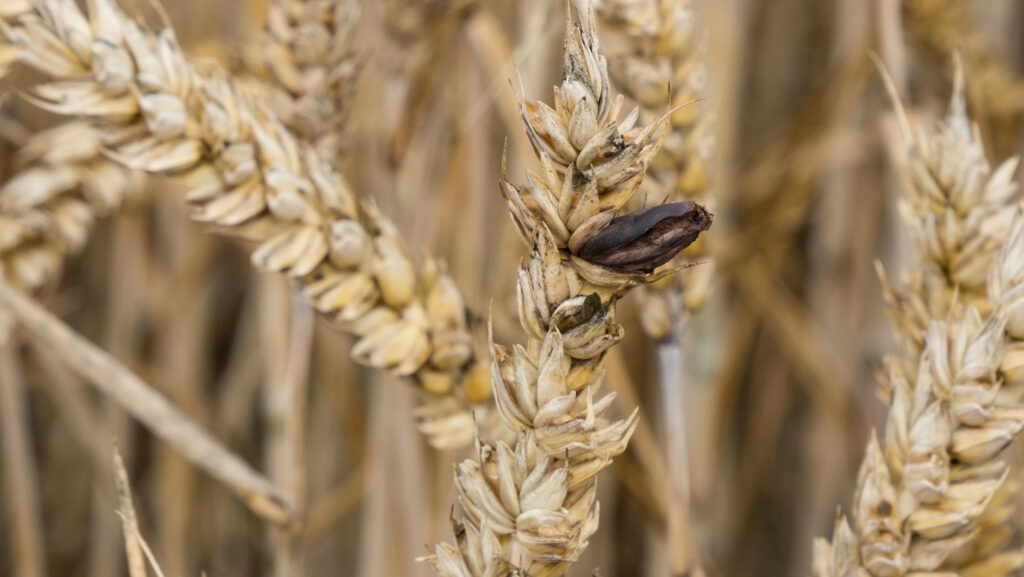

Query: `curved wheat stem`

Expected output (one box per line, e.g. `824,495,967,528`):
814,68,1024,577
0,0,489,450
427,6,711,575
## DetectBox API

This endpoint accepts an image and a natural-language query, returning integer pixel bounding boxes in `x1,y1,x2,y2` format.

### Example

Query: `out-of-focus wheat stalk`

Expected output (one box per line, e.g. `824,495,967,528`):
379,0,466,163
0,339,46,577
426,6,710,575
903,0,1024,125
814,69,1024,577
0,0,491,450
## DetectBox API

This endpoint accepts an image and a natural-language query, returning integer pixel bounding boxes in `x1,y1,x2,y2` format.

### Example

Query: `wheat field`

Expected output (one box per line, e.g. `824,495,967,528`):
1,0,1024,576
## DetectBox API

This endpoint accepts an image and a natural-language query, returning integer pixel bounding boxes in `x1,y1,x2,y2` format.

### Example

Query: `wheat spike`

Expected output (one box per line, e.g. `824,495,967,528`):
881,60,1018,340
0,0,489,450
815,69,1024,577
426,6,711,575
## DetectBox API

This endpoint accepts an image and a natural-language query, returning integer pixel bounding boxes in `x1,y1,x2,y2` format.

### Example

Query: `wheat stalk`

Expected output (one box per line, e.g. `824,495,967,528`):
814,67,1024,577
426,6,710,575
0,0,489,450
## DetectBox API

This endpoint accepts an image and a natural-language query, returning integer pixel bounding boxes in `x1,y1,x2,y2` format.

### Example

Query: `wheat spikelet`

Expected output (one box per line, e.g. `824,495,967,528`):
239,0,360,164
594,0,715,338
814,71,1024,577
0,0,489,450
878,62,1018,355
426,6,710,575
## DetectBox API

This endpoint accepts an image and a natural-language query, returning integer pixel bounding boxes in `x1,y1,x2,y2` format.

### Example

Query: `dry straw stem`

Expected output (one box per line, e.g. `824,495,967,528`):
814,74,1024,577
112,448,148,577
113,447,170,577
0,339,47,577
0,0,491,450
0,278,293,525
427,6,710,576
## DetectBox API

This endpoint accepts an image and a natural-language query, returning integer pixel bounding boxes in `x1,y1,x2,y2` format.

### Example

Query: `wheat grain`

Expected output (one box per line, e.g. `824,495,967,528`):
426,6,710,575
0,0,488,450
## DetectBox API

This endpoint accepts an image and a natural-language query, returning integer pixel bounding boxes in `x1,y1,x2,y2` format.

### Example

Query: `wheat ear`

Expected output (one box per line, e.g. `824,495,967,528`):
878,60,1018,340
0,0,488,450
0,121,138,311
814,68,1024,577
426,5,711,575
0,0,358,336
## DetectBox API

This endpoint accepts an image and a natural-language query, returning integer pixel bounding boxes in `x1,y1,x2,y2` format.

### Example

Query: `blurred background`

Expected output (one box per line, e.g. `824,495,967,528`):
2,0,1024,576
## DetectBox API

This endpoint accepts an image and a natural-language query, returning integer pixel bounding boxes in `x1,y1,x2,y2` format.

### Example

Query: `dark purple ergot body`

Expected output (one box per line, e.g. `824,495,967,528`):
576,201,712,274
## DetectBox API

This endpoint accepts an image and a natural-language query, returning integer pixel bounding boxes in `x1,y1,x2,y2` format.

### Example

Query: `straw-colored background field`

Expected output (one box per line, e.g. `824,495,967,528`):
2,0,1024,576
